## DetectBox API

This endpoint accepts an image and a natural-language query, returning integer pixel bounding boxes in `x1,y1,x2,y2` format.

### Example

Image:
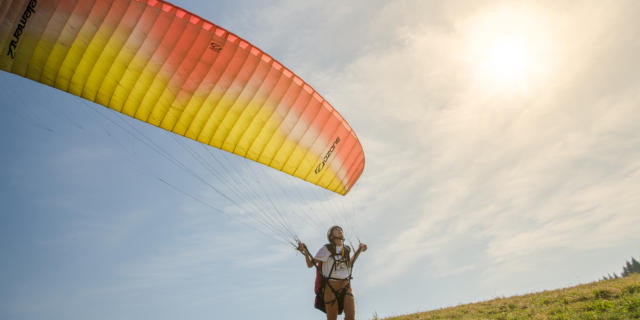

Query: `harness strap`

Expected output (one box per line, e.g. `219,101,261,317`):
324,280,351,310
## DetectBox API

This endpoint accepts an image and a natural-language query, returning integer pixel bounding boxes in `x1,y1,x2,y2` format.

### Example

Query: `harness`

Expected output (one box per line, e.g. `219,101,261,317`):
314,244,353,314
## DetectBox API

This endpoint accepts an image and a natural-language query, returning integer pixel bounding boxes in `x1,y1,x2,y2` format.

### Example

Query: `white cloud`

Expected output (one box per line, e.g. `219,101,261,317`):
303,0,640,290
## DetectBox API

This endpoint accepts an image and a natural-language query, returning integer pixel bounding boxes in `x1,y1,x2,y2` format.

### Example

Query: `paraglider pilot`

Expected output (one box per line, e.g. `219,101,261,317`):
297,226,368,320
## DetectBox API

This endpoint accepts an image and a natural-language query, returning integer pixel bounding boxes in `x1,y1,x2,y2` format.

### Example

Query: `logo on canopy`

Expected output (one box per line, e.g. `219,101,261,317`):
315,137,341,174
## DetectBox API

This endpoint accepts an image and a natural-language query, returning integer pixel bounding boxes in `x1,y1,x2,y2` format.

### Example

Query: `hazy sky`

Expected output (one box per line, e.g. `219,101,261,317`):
2,1,640,319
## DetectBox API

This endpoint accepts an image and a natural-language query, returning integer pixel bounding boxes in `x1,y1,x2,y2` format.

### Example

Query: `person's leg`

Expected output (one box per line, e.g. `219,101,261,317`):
324,283,339,320
343,286,355,320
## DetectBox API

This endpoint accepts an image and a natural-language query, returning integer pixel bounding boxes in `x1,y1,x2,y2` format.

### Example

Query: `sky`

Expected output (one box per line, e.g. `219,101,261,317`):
2,0,640,319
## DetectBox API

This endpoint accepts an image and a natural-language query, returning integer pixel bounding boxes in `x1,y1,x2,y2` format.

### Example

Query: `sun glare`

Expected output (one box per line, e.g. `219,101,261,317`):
465,5,553,95
486,36,529,79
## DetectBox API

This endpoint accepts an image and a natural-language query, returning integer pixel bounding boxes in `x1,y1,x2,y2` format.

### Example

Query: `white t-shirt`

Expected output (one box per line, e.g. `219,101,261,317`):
315,245,351,280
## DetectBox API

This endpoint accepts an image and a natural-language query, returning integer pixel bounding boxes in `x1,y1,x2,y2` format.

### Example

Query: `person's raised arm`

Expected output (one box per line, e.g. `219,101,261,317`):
297,242,316,268
351,243,368,265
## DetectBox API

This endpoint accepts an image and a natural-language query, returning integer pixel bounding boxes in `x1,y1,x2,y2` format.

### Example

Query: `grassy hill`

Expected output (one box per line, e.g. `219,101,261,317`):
384,274,640,320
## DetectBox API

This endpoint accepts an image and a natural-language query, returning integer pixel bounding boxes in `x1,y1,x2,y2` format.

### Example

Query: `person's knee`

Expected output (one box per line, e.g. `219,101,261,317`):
344,296,355,320
344,308,355,320
324,303,339,318
325,308,339,320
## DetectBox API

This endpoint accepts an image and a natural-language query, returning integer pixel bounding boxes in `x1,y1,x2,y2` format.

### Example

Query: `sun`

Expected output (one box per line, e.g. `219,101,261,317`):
464,5,553,95
484,35,531,81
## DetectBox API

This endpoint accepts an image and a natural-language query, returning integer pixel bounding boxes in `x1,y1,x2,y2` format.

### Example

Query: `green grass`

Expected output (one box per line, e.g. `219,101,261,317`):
384,274,640,320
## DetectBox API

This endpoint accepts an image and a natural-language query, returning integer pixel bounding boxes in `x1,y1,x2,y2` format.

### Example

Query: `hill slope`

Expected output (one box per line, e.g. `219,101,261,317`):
385,274,640,320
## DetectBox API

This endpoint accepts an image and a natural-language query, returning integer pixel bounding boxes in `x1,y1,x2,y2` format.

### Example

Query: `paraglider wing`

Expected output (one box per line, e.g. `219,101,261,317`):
0,0,364,194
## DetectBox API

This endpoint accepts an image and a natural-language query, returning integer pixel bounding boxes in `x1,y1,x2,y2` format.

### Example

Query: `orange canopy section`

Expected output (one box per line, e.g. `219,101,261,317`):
0,0,364,194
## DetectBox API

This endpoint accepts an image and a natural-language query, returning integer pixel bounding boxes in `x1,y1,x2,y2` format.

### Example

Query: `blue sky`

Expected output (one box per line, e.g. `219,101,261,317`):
2,1,640,319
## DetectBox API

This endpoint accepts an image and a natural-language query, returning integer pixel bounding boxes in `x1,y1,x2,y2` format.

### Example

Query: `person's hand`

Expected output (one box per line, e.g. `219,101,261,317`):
297,241,307,253
358,243,368,252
